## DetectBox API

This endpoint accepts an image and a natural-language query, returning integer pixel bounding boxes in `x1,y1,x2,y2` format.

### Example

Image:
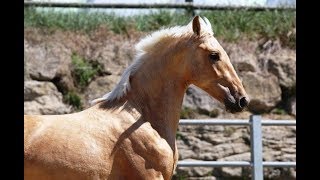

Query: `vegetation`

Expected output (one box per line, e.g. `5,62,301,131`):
71,53,101,88
24,7,295,47
271,108,287,115
180,107,197,119
176,131,183,140
63,90,82,111
172,173,188,180
197,108,219,118
224,126,236,137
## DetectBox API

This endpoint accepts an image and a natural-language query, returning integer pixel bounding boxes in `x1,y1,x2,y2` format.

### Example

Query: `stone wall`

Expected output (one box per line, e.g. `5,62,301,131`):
24,28,296,179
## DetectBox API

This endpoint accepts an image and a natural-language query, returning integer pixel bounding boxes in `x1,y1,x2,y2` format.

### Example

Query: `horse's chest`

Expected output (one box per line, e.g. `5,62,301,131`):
114,123,176,179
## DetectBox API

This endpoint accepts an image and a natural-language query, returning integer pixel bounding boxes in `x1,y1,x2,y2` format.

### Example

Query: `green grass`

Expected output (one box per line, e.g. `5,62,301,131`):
24,7,295,47
271,108,287,115
135,10,188,31
64,53,101,110
63,91,82,110
71,53,101,88
172,173,188,180
180,107,197,119
201,10,295,45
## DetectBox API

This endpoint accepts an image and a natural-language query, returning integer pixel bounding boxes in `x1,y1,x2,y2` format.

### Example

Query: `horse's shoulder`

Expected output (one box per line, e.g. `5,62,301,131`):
129,121,174,163
112,121,174,179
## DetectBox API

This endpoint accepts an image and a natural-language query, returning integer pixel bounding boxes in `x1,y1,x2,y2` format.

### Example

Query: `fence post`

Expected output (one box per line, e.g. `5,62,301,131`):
250,115,263,180
185,0,194,17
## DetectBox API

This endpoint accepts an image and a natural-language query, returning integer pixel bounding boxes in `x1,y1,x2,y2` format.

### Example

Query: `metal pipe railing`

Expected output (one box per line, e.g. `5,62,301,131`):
179,119,296,126
177,161,296,168
177,115,296,180
177,161,251,167
24,2,296,11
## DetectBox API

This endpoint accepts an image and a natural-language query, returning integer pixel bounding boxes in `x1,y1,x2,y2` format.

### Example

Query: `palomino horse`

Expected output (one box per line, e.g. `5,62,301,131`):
24,16,249,180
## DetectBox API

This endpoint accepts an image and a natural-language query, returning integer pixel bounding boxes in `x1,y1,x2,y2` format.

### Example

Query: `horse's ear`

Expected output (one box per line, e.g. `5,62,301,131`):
192,16,201,36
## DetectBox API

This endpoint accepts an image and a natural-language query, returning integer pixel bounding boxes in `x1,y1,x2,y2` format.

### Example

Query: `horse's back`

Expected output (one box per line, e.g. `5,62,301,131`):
24,115,42,144
24,159,91,180
24,112,115,179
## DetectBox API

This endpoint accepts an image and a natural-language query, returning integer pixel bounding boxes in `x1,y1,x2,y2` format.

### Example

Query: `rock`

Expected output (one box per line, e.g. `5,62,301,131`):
177,139,197,159
198,143,249,160
222,41,259,74
175,166,214,178
185,137,214,151
241,72,282,113
217,152,251,178
285,137,296,145
263,149,282,161
83,75,120,108
187,177,216,180
192,167,214,177
258,41,296,91
183,85,224,116
267,56,296,90
90,43,118,75
261,39,281,54
263,126,294,141
24,80,57,101
219,167,243,178
264,168,282,179
24,81,71,115
201,134,227,145
201,130,247,146
90,37,136,76
179,149,197,160
287,97,296,116
289,168,296,179
25,41,75,91
228,46,258,73
232,143,250,154
24,46,31,81
219,152,251,161
234,56,257,72
262,126,296,162
282,154,296,161
24,97,71,115
178,125,225,138
175,159,214,177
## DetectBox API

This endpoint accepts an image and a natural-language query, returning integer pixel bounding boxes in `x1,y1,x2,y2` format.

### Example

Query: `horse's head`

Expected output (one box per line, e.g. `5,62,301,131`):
186,16,249,113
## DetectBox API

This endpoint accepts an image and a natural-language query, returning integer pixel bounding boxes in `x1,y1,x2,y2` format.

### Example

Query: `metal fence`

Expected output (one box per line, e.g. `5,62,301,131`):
177,115,296,180
24,1,296,11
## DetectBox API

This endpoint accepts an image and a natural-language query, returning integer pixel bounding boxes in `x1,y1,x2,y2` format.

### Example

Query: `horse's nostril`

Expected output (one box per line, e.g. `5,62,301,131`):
239,97,248,108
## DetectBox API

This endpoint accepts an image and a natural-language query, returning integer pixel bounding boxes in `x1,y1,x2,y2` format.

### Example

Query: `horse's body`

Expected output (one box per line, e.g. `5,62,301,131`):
25,103,175,179
24,16,249,180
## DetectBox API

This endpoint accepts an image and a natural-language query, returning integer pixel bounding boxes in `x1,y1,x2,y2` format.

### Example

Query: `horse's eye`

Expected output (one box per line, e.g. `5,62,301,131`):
209,53,220,63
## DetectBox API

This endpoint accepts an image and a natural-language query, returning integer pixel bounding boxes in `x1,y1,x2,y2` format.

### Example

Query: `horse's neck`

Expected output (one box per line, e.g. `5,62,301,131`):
128,51,189,149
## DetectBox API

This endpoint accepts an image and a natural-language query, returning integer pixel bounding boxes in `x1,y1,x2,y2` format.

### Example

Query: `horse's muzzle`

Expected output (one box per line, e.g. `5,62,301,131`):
239,96,249,108
225,96,249,113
